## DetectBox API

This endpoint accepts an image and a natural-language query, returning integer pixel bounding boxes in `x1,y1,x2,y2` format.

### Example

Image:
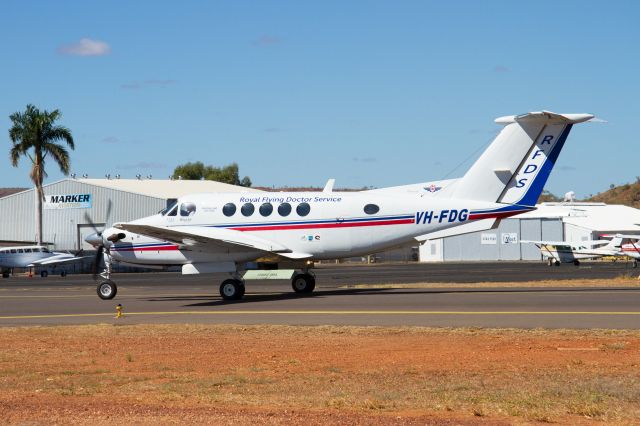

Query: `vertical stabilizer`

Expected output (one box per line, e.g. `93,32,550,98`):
450,111,593,206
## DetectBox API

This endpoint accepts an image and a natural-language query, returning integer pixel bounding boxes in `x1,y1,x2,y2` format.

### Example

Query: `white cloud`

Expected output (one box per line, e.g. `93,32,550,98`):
58,38,111,56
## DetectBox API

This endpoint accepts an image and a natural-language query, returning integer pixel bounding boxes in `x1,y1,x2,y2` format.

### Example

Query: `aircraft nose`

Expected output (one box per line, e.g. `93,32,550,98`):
84,232,104,247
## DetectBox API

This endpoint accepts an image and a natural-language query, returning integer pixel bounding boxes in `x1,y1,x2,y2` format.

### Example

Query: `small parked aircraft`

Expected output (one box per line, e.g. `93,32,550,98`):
0,246,87,278
84,111,596,300
522,234,640,266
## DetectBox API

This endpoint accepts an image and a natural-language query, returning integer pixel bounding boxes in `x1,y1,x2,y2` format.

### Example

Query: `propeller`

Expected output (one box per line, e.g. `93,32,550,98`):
83,200,113,279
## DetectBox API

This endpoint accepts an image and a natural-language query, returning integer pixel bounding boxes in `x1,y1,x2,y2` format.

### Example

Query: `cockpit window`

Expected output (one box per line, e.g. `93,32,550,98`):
180,202,197,217
160,200,178,216
42,248,50,253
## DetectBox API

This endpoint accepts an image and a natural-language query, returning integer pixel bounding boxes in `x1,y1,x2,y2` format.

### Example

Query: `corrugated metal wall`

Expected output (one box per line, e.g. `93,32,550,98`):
441,217,564,261
0,180,165,250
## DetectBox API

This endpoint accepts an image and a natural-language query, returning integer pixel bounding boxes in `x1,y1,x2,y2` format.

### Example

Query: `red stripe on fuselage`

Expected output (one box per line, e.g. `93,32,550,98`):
229,218,415,232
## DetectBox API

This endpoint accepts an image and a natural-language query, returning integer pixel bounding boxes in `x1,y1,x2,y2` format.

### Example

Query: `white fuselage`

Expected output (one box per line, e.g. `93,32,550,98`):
104,191,526,267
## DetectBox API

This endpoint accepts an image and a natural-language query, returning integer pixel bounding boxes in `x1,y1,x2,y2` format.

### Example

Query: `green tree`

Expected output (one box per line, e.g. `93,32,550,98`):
172,162,252,187
9,104,74,245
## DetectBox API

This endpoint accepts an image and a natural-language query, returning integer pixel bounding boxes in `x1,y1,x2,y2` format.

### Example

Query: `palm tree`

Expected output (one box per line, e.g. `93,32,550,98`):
9,104,74,245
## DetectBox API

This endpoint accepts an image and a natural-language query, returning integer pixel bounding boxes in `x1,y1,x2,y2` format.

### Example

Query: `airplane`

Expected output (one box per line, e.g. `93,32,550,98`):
0,245,87,278
522,234,640,267
84,110,596,300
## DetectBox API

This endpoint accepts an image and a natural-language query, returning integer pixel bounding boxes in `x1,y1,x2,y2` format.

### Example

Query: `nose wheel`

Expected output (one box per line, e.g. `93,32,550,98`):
97,280,117,300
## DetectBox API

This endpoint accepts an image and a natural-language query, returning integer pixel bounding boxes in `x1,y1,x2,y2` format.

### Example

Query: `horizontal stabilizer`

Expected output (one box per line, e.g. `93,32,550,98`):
415,218,498,242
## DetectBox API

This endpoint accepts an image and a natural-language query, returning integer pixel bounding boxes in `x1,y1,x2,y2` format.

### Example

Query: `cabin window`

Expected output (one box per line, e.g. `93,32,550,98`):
17,249,24,253
180,202,197,217
24,248,32,253
33,248,41,252
241,203,255,216
42,248,50,253
259,203,273,217
222,203,237,217
296,202,311,217
10,249,16,254
278,202,292,217
364,204,380,215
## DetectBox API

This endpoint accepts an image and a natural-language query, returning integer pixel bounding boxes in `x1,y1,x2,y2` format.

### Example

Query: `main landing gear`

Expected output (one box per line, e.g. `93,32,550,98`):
217,270,316,301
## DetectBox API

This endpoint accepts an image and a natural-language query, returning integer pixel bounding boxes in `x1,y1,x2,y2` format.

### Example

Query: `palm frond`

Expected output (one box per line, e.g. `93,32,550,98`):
42,142,71,175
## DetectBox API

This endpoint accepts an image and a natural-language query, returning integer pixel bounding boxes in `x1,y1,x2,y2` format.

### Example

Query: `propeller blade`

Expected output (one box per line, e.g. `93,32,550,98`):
84,199,113,235
84,211,100,234
104,199,113,226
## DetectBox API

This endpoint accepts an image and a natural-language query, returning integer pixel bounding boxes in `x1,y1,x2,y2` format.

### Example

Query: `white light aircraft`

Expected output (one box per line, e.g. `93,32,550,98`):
0,246,86,278
85,111,595,300
522,234,640,267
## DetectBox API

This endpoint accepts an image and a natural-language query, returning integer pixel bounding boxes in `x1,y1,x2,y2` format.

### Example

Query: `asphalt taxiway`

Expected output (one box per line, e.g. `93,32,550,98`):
0,262,638,329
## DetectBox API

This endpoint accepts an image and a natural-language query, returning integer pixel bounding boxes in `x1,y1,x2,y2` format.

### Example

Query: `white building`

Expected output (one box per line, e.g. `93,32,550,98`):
419,202,640,262
0,178,261,250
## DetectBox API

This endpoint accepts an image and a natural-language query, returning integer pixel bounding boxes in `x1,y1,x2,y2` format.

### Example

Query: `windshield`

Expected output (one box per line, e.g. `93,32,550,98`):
160,200,178,216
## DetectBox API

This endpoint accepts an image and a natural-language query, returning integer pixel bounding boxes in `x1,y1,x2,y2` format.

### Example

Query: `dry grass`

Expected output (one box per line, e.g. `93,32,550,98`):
0,324,639,424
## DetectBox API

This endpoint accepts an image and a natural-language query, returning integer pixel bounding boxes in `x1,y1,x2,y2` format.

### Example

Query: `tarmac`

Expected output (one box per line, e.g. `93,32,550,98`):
0,262,639,329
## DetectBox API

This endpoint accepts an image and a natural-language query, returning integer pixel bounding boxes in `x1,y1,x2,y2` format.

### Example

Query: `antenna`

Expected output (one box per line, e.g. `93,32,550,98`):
564,191,576,203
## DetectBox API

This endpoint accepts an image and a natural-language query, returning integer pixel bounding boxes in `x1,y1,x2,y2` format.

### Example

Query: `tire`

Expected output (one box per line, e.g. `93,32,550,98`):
547,259,553,267
60,271,67,277
633,260,638,269
573,260,580,266
40,270,48,278
2,271,9,278
97,281,117,300
220,279,244,301
291,273,316,294
555,261,560,267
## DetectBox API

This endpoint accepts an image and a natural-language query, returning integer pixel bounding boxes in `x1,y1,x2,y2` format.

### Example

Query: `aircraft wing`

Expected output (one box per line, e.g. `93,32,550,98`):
114,223,312,259
520,240,567,246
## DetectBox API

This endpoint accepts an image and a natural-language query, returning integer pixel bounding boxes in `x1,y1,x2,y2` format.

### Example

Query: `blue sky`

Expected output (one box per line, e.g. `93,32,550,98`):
1,1,638,197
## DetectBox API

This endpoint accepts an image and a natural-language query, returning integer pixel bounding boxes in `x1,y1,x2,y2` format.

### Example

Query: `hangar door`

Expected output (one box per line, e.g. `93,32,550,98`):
520,218,542,260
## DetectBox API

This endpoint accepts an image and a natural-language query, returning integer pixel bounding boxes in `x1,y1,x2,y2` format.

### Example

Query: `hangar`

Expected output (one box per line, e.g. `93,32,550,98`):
419,202,640,262
0,178,260,250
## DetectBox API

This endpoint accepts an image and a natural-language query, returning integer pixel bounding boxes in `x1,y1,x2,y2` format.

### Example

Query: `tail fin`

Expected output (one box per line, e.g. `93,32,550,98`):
450,111,594,206
604,234,623,250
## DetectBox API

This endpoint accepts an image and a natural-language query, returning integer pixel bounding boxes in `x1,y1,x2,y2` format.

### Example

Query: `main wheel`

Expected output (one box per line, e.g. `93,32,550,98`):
40,270,48,278
547,258,553,267
291,273,316,294
573,260,581,266
60,270,67,277
633,260,638,269
220,279,245,300
2,271,9,278
97,281,117,300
